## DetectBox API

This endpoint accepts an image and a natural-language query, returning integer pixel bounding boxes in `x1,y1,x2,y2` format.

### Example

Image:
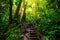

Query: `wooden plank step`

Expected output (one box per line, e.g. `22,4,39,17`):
30,34,37,37
30,37,39,40
30,32,36,34
29,30,34,32
30,33,37,37
30,37,38,38
30,28,34,30
30,31,36,33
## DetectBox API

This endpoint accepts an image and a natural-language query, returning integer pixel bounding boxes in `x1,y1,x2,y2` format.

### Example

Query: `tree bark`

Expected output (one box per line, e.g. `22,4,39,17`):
14,0,22,25
9,0,12,25
22,1,27,22
22,5,26,22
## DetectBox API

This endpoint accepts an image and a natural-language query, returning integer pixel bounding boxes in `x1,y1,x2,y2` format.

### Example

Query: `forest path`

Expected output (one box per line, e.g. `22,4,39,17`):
21,23,43,40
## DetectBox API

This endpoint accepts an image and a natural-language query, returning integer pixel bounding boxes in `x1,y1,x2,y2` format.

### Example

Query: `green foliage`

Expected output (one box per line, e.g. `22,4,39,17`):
0,0,9,34
5,28,23,40
0,0,60,40
15,0,22,5
34,0,60,40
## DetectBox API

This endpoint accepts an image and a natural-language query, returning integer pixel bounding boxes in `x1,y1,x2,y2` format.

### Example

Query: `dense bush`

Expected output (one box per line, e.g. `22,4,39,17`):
5,27,23,40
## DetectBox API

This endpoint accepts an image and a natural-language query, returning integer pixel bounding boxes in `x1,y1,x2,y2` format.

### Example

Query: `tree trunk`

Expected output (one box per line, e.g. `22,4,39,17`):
14,0,22,25
22,5,26,22
9,0,12,25
22,1,27,22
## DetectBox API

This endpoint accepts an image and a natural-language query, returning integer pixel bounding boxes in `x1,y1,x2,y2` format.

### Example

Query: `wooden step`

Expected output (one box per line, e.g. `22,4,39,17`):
29,30,34,32
30,32,36,35
30,28,34,30
30,37,39,40
30,37,38,38
30,34,37,37
30,33,37,37
30,31,36,33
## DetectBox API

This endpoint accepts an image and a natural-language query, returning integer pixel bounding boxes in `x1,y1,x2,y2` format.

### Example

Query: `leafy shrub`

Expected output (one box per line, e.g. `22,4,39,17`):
5,27,23,40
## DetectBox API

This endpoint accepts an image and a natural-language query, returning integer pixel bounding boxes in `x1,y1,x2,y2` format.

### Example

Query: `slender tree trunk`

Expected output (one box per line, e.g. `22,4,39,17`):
22,1,27,22
9,0,12,25
14,0,22,25
22,5,26,22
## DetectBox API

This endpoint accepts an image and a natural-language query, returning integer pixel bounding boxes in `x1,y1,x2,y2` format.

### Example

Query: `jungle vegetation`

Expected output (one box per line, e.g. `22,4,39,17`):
0,0,60,40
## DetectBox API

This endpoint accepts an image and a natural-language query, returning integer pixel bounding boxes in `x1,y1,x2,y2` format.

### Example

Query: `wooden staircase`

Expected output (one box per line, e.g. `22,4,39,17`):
21,23,43,40
29,28,39,40
23,27,41,40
